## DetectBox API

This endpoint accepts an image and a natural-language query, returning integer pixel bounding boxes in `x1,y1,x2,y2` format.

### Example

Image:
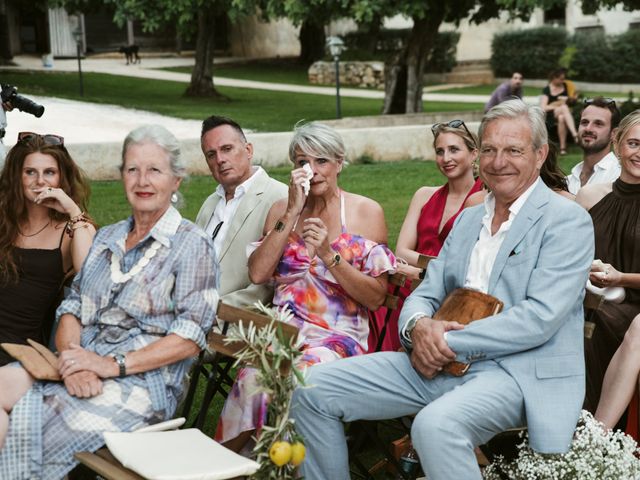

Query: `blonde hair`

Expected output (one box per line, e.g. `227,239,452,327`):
613,109,640,156
288,122,345,163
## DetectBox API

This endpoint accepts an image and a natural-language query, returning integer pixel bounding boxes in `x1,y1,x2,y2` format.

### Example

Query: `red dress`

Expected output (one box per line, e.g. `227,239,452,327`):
368,178,483,352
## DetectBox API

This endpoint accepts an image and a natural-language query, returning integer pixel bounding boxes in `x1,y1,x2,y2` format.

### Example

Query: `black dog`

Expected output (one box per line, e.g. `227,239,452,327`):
119,45,141,65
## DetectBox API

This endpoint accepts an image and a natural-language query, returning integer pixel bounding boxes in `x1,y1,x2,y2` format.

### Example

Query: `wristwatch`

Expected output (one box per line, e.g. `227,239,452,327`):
327,252,341,269
113,353,127,378
274,219,286,232
403,315,424,344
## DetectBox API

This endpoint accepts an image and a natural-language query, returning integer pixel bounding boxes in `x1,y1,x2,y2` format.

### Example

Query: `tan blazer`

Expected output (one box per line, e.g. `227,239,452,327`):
195,168,288,308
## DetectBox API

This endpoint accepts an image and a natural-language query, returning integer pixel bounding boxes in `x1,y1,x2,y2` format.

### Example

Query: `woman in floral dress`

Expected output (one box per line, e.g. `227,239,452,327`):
215,122,396,451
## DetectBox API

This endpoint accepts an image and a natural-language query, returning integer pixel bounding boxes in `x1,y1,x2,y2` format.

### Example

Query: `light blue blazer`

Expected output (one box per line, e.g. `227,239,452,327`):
399,180,594,453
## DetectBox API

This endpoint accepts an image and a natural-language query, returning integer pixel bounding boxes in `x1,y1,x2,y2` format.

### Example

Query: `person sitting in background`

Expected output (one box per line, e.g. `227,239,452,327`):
576,109,640,414
214,122,396,451
0,132,95,367
484,72,524,112
369,120,483,352
567,97,621,195
0,125,218,478
540,68,579,155
196,116,287,308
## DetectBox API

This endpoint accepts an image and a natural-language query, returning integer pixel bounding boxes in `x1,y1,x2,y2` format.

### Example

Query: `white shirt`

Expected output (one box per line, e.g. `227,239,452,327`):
402,178,540,345
566,151,620,195
464,178,539,293
205,166,263,256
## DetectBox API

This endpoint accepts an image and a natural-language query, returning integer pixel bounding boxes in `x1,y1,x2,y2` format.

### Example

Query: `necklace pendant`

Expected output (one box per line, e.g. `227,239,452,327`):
109,240,162,285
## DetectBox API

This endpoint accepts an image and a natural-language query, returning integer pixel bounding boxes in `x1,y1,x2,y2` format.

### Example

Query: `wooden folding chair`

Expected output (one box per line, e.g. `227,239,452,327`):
74,301,298,480
372,254,436,353
349,257,436,479
583,290,605,339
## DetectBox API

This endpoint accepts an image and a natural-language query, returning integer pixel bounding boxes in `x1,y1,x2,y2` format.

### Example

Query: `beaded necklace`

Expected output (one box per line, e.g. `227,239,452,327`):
110,240,162,284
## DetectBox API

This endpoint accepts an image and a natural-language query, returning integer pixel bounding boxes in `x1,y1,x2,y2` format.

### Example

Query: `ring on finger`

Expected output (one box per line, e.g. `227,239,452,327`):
47,187,52,193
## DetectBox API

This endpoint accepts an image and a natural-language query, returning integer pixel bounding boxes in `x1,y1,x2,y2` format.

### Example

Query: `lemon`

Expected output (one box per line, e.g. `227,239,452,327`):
290,442,306,466
269,441,292,466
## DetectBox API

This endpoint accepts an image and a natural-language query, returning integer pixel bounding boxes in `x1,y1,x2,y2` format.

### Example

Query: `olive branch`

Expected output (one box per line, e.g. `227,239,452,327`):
224,302,307,479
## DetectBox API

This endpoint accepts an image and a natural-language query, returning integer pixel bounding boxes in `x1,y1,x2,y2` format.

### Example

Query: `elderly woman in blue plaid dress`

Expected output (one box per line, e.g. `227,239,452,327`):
0,125,218,480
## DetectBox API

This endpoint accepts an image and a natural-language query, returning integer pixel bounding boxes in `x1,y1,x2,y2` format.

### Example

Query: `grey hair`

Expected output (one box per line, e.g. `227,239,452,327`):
479,99,548,150
288,122,346,163
120,124,187,179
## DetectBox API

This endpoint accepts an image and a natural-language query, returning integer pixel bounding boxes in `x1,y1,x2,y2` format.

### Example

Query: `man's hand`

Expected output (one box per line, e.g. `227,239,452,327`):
410,317,463,379
63,370,103,398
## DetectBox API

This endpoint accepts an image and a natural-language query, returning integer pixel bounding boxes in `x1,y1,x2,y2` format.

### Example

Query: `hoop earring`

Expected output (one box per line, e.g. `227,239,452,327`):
472,159,479,178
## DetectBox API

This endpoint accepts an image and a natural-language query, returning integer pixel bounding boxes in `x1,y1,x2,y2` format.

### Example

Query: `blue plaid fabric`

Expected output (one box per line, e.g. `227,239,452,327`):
0,206,219,479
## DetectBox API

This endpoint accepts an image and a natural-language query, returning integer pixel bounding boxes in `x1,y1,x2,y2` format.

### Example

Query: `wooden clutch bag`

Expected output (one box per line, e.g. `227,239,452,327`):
0,339,61,381
432,288,504,376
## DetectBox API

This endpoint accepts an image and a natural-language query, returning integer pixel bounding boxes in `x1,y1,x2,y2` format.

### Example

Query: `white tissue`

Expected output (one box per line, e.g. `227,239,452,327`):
302,163,313,196
587,259,625,303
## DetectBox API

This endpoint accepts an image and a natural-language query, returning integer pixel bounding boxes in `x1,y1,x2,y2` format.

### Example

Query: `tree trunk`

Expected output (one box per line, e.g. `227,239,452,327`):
185,6,228,99
383,8,446,114
0,0,13,63
298,19,325,65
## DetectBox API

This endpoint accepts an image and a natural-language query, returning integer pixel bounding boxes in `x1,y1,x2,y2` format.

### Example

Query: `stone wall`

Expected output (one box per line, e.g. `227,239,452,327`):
308,61,385,89
64,122,481,180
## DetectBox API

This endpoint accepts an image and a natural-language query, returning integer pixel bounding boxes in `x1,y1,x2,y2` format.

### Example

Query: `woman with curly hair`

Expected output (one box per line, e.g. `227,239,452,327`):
0,132,95,366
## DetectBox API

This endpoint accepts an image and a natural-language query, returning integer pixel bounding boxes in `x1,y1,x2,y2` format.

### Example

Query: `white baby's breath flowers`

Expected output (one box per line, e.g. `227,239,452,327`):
483,410,640,480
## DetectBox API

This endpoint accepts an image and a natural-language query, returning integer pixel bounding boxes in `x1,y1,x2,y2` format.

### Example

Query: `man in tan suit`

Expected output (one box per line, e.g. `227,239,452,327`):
196,116,287,307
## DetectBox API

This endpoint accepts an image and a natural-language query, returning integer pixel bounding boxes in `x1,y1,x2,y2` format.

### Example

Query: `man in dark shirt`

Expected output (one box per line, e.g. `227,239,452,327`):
484,72,524,112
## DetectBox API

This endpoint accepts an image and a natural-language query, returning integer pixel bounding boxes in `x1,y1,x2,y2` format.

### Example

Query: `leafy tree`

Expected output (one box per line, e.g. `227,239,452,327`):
350,0,640,114
54,0,255,98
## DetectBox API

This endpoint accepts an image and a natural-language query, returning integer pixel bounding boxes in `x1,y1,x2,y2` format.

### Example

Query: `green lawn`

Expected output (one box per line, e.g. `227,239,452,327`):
164,60,310,86
0,71,482,132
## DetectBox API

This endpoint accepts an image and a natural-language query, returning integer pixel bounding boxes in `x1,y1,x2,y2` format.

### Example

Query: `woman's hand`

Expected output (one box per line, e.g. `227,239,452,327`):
302,217,332,260
58,343,118,379
286,167,310,217
397,262,423,280
590,262,622,288
33,187,82,218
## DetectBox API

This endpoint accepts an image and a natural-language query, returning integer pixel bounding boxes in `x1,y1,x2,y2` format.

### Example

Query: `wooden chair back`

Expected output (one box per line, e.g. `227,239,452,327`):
584,290,605,339
209,302,298,358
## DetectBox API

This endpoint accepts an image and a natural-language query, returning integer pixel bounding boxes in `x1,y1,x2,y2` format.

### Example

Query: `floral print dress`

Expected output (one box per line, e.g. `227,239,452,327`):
215,193,396,443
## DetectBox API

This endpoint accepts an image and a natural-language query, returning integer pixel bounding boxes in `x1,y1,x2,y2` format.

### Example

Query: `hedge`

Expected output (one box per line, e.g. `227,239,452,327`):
490,27,568,79
491,27,640,83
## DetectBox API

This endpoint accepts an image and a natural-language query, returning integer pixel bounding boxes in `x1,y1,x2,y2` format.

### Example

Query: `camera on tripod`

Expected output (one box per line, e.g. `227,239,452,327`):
1,84,45,118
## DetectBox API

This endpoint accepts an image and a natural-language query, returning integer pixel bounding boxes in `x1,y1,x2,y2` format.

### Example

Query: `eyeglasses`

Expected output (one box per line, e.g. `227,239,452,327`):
431,119,473,139
584,97,616,108
210,221,224,241
18,131,65,146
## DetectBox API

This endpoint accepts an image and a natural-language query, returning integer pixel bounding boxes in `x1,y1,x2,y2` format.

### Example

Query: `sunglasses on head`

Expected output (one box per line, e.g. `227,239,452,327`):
584,97,616,108
431,119,473,139
18,131,65,147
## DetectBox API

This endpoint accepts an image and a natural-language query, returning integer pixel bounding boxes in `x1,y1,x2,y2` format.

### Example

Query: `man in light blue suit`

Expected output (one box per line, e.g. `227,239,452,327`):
291,100,595,480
